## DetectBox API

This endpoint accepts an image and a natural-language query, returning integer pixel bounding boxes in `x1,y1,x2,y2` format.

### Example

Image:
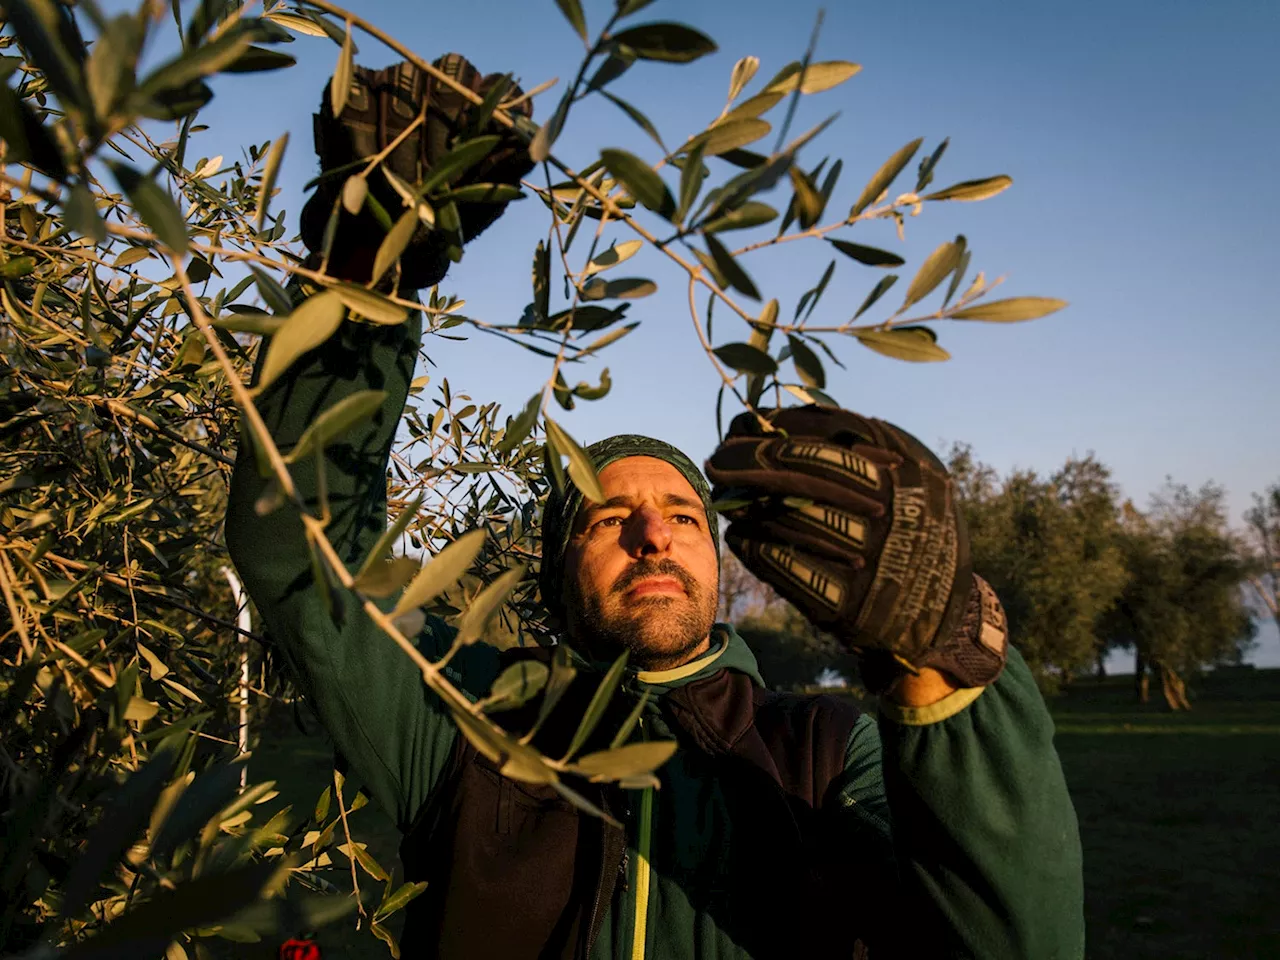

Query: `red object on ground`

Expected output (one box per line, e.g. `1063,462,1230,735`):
279,939,320,960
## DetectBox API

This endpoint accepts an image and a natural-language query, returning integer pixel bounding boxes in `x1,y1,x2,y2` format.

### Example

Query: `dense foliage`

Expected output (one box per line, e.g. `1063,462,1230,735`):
2,0,1070,955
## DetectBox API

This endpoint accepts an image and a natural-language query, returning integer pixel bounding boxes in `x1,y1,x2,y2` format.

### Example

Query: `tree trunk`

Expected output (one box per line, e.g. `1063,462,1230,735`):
1095,652,1107,680
1135,648,1149,703
1159,664,1192,711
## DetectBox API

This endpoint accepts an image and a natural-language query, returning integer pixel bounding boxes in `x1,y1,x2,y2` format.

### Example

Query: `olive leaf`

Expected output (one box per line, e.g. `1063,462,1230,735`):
456,564,527,645
600,148,674,218
923,175,1013,203
285,390,387,463
255,290,346,393
391,528,488,619
856,326,950,362
561,651,629,762
572,740,677,781
483,660,550,713
850,137,922,216
828,238,905,268
608,23,717,63
544,418,606,504
108,161,187,251
713,342,778,376
950,297,1068,322
901,237,964,309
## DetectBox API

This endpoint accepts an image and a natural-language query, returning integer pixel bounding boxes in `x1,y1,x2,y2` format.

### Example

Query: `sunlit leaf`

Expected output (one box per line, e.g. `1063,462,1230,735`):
374,881,428,922
923,175,1013,203
851,137,922,216
255,290,346,393
765,60,861,95
342,174,368,213
371,209,419,286
856,327,950,362
391,528,487,619
352,556,420,598
584,239,643,276
949,297,1068,322
572,740,677,781
727,55,759,101
689,117,771,156
332,284,408,324
331,20,353,115
545,418,605,504
902,237,964,309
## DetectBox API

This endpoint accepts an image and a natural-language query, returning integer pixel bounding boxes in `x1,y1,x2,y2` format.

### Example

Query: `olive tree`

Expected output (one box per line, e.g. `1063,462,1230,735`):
0,0,1065,954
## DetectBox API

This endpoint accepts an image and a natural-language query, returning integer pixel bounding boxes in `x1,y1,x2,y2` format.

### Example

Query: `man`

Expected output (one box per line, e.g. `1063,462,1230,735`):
226,55,1084,959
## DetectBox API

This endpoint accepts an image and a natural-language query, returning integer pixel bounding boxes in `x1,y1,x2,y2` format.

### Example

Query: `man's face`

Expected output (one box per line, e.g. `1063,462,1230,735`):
562,456,720,671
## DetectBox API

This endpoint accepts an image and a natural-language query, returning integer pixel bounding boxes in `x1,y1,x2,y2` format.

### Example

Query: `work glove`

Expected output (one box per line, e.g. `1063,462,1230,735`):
300,53,535,290
705,405,1008,690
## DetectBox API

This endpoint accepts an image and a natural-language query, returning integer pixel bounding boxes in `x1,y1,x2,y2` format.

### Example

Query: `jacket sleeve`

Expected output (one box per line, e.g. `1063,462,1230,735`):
225,310,492,831
871,645,1085,958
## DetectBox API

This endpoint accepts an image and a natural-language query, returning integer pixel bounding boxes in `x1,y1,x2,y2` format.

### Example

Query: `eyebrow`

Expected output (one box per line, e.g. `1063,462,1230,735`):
584,492,703,515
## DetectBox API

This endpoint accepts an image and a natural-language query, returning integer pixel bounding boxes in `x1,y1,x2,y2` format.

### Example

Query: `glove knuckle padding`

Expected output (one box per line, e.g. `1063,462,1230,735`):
303,54,534,288
709,405,974,669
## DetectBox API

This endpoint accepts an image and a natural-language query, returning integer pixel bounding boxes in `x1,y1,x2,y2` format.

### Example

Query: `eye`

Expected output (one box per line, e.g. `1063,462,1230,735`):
595,516,624,529
671,514,698,526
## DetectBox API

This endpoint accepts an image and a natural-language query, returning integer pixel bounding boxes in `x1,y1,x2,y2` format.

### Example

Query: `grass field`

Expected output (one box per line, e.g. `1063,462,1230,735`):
1052,667,1280,959
243,668,1280,958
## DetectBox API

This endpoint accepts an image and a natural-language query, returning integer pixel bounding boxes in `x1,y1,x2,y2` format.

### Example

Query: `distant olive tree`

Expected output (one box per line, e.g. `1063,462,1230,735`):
947,446,1128,692
1101,483,1256,709
0,0,1064,954
1244,481,1280,633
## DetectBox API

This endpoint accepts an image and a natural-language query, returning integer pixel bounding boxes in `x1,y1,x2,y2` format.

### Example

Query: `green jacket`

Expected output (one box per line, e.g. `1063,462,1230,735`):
225,312,1085,958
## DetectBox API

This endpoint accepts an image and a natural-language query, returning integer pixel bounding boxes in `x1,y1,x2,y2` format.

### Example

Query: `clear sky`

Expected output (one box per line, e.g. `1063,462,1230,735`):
133,0,1280,664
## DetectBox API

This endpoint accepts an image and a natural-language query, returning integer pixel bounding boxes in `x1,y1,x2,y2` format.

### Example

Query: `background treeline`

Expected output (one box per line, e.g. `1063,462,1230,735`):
724,447,1280,709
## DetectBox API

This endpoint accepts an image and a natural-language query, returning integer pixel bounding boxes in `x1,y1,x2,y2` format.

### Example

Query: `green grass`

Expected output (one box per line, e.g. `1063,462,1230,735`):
1052,668,1280,959
247,670,1280,959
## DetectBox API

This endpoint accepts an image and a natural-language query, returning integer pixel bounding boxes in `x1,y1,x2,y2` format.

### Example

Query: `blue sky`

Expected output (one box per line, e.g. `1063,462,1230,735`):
131,0,1280,664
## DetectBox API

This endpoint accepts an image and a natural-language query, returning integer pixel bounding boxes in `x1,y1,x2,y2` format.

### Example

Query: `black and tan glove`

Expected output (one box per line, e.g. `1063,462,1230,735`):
705,405,1007,690
300,53,534,290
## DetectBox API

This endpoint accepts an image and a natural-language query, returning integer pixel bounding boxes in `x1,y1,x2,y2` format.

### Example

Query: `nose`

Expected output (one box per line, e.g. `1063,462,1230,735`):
620,504,672,557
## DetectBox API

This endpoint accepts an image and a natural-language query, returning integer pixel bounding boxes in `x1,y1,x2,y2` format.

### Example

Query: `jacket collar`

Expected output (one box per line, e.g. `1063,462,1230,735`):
634,623,764,693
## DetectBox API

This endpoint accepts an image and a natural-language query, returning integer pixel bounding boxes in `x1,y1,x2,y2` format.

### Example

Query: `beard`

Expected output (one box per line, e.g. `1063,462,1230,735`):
566,558,718,672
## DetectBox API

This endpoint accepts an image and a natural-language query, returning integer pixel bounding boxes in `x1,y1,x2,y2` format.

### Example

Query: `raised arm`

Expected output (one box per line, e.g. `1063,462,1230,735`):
226,54,533,829
707,404,1085,957
226,311,467,830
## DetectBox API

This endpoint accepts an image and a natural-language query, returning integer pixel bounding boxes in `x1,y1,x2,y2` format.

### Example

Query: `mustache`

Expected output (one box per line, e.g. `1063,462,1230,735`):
611,558,698,597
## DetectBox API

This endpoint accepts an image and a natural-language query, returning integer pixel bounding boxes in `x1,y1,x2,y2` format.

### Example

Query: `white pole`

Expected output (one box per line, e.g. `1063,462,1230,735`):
222,567,252,790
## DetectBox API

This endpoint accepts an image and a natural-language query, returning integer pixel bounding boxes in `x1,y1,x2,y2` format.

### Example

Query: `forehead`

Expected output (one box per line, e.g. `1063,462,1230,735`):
594,456,701,503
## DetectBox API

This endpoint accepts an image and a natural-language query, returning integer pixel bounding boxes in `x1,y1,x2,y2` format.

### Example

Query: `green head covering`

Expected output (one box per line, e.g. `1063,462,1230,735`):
539,434,719,626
